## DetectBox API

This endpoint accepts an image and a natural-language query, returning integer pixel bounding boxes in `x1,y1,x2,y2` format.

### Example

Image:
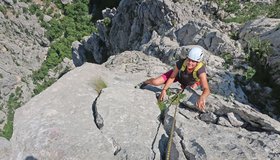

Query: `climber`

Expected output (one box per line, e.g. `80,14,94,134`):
136,47,210,112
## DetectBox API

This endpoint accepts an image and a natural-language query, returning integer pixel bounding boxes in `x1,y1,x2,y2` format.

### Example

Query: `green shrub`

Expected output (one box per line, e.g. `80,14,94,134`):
0,5,7,14
45,0,51,8
0,87,22,139
247,38,272,65
223,0,240,13
31,0,97,95
22,7,28,13
244,37,273,84
103,17,111,27
45,19,63,41
19,0,32,2
52,0,64,9
64,1,88,18
54,13,61,18
33,78,55,95
268,1,280,18
35,10,44,18
40,21,49,28
229,31,239,40
29,4,40,15
46,8,54,15
221,52,233,69
244,66,256,80
0,120,13,140
224,2,270,23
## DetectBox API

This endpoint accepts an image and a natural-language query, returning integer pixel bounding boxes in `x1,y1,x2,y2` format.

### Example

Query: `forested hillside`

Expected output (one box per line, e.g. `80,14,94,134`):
0,0,101,139
1,0,280,159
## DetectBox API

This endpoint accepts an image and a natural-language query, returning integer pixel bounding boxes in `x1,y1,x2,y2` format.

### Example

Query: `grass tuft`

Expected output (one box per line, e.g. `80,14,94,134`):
91,77,107,94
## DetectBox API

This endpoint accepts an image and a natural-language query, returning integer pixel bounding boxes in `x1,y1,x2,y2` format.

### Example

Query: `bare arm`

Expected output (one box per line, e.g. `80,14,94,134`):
159,65,179,101
196,72,210,111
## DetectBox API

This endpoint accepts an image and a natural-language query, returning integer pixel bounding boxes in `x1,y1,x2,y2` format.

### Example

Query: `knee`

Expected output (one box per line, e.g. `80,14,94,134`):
146,78,156,85
149,78,157,84
150,78,163,86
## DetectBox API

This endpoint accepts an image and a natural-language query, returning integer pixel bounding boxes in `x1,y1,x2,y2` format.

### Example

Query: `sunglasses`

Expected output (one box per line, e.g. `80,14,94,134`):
187,58,199,63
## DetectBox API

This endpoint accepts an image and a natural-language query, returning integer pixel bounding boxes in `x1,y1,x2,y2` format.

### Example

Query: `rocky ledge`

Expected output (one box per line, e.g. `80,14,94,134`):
0,51,279,160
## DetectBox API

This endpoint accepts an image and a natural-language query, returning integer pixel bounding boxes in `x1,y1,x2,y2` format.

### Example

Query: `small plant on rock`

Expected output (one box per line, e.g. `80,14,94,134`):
157,88,186,112
229,31,239,40
0,5,7,15
267,0,280,18
221,52,233,69
103,17,111,27
247,37,272,65
244,66,256,80
91,77,107,94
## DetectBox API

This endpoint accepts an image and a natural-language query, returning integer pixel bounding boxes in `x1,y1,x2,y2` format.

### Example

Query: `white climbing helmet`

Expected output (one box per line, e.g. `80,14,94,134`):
188,47,203,62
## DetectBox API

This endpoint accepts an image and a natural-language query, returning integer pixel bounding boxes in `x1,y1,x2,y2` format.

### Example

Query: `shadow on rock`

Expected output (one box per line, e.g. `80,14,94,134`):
25,156,38,160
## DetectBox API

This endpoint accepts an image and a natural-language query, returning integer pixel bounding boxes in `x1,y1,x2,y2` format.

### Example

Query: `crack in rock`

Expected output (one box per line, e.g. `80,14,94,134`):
92,92,104,129
151,121,162,160
92,91,123,156
108,137,121,156
163,115,180,160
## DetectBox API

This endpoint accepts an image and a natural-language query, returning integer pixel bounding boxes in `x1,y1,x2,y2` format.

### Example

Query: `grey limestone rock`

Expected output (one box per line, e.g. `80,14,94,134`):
3,0,13,5
227,112,244,127
217,116,233,127
72,41,87,67
199,112,218,123
4,52,280,160
0,1,50,131
0,137,11,160
61,0,72,5
0,111,6,124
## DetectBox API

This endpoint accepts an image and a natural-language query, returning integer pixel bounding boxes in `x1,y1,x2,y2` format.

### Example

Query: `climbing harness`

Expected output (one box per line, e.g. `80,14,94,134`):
193,62,204,82
179,60,204,82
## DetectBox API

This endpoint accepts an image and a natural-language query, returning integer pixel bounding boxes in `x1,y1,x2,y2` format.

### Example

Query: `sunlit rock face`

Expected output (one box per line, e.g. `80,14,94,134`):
2,51,280,160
